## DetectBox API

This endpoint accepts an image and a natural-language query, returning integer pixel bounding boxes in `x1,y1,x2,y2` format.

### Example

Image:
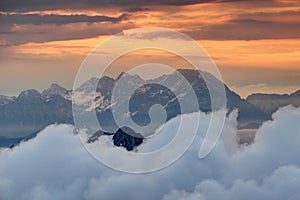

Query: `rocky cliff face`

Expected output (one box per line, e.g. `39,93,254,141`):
78,69,269,131
0,69,271,149
87,126,144,151
112,127,143,151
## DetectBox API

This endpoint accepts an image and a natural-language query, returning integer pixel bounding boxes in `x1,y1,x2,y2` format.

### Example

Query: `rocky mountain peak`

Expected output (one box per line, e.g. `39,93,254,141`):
112,126,144,151
18,89,41,99
291,90,300,97
41,83,68,99
0,95,15,105
116,72,126,80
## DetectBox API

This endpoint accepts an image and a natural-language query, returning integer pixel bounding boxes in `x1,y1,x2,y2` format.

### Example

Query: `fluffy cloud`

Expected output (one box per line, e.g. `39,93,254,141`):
0,125,104,200
163,166,300,200
0,106,300,200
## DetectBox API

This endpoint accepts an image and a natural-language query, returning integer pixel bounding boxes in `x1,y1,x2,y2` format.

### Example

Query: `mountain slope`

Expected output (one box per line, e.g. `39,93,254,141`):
246,90,300,116
41,83,69,99
0,69,271,148
75,69,270,132
0,86,73,139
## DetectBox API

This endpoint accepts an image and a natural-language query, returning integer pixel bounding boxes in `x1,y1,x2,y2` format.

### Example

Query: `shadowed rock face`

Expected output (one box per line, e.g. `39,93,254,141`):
88,69,270,131
0,69,273,148
86,129,108,143
112,127,144,151
87,126,144,151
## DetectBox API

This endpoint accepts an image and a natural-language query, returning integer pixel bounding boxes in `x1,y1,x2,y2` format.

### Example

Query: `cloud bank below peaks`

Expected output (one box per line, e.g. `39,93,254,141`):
0,106,300,200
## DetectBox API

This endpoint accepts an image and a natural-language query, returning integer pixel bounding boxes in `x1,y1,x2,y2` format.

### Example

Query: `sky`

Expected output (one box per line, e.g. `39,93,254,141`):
0,0,300,97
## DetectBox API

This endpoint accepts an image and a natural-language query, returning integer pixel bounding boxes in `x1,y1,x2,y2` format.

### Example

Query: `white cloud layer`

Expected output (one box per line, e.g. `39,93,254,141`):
0,106,300,200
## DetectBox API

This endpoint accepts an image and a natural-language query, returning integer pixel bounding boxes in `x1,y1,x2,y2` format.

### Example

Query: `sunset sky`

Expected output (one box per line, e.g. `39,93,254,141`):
0,0,300,97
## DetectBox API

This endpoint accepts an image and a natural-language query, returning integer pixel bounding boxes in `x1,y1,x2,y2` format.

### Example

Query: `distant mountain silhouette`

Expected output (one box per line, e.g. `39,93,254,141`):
0,69,272,149
0,87,73,139
246,90,300,115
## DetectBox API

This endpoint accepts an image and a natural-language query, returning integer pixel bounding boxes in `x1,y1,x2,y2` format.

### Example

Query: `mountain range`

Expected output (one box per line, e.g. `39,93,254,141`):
0,69,299,148
247,90,300,115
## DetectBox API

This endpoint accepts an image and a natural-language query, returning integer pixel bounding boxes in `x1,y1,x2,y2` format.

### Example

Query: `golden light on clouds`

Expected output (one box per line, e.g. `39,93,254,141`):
201,39,300,69
14,36,110,56
0,0,300,96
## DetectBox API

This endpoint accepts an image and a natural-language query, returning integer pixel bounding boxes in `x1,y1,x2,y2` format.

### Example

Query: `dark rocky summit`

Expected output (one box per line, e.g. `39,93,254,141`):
112,127,143,151
87,127,144,151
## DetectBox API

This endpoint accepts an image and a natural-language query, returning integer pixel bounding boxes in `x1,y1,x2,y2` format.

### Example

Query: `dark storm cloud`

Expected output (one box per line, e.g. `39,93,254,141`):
0,0,252,12
0,13,132,46
0,22,135,46
1,0,296,45
229,18,273,24
186,17,300,40
122,7,150,13
0,13,128,25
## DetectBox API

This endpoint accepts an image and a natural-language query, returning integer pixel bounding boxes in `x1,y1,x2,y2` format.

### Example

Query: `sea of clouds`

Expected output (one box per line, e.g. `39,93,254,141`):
0,106,300,200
